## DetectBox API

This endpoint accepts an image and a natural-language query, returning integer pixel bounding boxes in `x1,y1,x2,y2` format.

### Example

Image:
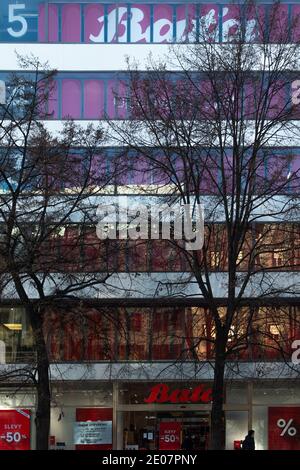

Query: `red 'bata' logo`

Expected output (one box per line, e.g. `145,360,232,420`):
144,383,212,404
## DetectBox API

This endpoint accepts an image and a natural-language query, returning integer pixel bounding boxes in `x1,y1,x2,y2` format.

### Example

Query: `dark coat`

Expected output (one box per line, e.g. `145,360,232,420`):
242,435,255,450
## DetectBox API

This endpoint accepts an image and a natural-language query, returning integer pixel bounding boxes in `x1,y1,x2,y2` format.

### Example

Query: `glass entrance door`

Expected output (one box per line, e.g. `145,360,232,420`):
119,410,210,450
157,411,210,450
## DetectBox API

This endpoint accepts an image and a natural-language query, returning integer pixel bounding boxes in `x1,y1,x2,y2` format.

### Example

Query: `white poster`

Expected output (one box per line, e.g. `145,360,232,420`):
74,420,112,445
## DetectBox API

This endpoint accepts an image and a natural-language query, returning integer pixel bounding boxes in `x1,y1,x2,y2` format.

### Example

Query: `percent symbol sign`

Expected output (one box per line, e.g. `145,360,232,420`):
277,418,297,437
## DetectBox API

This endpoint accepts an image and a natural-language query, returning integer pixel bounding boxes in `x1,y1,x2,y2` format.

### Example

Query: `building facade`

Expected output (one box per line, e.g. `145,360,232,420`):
0,0,300,451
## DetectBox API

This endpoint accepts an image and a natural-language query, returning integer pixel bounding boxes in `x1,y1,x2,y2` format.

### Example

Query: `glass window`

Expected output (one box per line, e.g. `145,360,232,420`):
62,79,81,119
116,5,129,43
252,406,268,450
226,384,248,405
84,80,104,119
48,79,58,119
61,4,81,43
38,3,53,42
253,385,300,405
85,4,105,43
0,307,33,363
292,5,300,43
199,4,218,42
0,80,5,104
225,410,248,450
269,4,289,43
130,4,151,43
153,5,173,43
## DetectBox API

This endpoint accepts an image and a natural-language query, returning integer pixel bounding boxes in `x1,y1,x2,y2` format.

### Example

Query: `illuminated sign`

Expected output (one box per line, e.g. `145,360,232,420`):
144,383,213,404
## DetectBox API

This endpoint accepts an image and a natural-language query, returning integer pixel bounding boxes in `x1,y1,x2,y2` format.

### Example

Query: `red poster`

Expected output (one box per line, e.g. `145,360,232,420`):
159,422,181,450
269,407,300,450
0,409,30,450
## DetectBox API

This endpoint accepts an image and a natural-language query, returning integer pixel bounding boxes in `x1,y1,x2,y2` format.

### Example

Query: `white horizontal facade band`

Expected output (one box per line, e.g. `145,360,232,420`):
0,194,298,223
0,361,298,381
4,120,300,147
1,271,300,299
0,44,168,72
1,44,300,72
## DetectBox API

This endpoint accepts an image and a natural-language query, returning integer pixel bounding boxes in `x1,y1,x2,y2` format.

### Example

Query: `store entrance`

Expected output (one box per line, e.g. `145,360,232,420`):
122,410,210,450
157,411,210,450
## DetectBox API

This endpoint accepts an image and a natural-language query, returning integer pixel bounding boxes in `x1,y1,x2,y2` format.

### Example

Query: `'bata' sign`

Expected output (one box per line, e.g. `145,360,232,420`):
144,383,212,404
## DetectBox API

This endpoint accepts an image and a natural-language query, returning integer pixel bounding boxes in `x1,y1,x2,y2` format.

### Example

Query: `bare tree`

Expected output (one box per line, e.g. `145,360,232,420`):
107,0,300,449
0,56,127,449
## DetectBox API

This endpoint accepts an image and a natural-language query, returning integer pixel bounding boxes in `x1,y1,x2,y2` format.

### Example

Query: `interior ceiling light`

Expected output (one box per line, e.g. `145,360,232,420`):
3,323,22,331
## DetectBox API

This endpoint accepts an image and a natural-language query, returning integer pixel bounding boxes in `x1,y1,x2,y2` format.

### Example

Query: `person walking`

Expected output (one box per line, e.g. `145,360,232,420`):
242,430,255,450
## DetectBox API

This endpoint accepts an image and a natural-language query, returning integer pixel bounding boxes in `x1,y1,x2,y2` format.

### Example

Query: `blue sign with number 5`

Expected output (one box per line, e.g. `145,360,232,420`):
0,1,39,42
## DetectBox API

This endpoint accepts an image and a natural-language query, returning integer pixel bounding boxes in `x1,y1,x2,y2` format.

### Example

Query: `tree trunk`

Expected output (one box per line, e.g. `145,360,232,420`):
27,306,51,450
210,338,226,450
35,348,51,450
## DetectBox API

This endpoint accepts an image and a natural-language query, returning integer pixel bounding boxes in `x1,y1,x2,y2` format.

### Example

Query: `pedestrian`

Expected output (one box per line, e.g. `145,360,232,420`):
181,433,194,450
242,430,255,450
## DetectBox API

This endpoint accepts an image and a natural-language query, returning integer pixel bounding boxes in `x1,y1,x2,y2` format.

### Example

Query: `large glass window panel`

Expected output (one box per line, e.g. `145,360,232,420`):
116,5,129,43
61,4,81,43
0,307,33,363
253,385,300,405
47,79,58,119
107,4,129,43
153,5,173,43
62,312,83,360
84,80,104,119
252,406,268,450
199,4,218,42
244,4,266,42
85,4,105,43
222,5,241,42
184,4,198,42
84,310,110,360
225,411,248,450
269,4,289,43
292,5,300,43
48,4,59,43
130,4,151,43
107,79,117,118
115,80,128,118
176,5,187,42
226,384,248,404
62,79,81,119
44,310,61,361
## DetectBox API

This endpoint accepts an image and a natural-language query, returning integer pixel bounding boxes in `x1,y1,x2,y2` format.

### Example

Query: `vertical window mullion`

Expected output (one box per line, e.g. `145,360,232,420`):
58,3,62,42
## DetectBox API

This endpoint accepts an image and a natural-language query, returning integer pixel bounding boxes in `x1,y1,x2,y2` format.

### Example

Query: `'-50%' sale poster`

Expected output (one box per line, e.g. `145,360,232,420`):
159,422,181,450
0,409,31,450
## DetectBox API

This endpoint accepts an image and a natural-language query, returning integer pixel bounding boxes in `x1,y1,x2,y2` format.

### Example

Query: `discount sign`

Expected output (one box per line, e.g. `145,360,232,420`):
159,422,181,450
269,407,300,450
0,409,30,450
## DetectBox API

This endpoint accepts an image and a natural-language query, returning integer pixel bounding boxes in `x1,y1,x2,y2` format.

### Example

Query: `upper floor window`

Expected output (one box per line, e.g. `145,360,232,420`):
1,2,300,44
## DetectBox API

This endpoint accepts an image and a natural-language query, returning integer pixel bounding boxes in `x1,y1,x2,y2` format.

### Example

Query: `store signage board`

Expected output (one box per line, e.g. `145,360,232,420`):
0,409,31,450
0,1,40,42
74,420,112,446
144,383,212,404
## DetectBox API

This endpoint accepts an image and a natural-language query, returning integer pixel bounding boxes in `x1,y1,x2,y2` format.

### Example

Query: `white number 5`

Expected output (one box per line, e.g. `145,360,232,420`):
7,4,28,38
